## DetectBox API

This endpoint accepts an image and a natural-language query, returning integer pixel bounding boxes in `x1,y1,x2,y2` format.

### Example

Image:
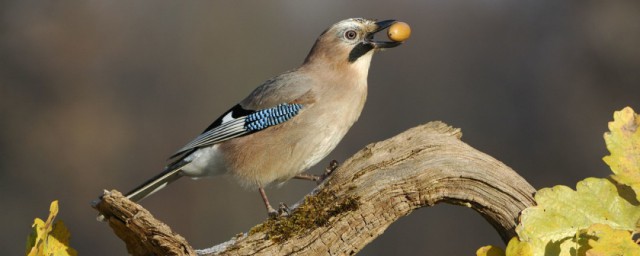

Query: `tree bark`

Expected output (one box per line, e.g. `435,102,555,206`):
93,121,536,255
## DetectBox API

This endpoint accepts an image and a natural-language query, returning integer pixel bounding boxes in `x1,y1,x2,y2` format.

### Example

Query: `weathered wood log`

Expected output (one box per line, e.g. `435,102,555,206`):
93,121,536,255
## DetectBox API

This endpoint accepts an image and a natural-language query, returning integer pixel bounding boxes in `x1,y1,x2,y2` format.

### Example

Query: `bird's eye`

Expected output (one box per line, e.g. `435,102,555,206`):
344,30,358,40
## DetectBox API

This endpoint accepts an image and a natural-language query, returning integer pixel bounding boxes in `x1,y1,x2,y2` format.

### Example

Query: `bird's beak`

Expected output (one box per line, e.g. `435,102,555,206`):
367,20,402,49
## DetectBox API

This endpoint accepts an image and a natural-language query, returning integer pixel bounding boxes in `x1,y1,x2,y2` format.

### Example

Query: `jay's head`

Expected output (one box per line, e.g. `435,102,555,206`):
304,18,402,68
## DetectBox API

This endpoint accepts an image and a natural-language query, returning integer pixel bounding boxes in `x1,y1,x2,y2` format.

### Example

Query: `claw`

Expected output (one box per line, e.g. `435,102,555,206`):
322,160,339,179
278,202,291,217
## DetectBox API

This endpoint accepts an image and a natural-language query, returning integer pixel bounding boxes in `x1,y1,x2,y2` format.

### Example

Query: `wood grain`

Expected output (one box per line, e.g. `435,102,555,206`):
93,121,536,255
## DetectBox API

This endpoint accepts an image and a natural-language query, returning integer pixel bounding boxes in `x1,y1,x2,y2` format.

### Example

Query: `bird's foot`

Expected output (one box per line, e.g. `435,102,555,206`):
267,208,278,218
321,159,339,181
266,203,291,218
278,202,291,217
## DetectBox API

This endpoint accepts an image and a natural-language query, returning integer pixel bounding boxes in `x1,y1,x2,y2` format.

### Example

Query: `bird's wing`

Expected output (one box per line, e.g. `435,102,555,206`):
169,103,303,159
169,70,314,159
238,69,315,109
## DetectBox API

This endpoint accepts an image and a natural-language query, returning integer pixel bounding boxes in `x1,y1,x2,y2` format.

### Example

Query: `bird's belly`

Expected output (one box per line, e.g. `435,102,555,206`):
180,144,227,178
218,119,350,190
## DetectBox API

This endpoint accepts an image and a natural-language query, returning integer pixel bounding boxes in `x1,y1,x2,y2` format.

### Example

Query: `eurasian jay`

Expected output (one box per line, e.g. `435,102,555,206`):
123,18,404,215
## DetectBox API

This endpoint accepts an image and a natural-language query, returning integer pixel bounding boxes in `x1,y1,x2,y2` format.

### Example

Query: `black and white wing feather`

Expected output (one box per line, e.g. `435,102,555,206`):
170,103,303,159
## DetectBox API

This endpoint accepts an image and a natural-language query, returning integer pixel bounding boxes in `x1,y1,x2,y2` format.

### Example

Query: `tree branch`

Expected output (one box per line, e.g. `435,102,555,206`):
93,121,536,255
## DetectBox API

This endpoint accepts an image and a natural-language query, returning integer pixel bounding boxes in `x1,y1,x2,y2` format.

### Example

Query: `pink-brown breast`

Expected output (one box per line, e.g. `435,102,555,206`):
218,65,369,189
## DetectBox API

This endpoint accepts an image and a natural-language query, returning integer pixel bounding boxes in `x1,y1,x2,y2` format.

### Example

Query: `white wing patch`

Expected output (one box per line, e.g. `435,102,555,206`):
220,111,234,123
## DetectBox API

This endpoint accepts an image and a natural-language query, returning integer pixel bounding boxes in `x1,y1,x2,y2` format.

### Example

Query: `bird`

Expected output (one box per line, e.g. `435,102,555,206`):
123,18,405,216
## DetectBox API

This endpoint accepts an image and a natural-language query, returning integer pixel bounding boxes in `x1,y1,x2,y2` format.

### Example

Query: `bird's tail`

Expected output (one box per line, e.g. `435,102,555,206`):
125,162,187,202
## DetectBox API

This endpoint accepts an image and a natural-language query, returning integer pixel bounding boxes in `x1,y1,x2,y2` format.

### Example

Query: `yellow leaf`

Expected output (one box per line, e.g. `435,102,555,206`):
476,245,505,256
515,178,640,256
505,237,533,256
508,107,640,256
26,200,77,256
603,107,640,200
579,223,640,255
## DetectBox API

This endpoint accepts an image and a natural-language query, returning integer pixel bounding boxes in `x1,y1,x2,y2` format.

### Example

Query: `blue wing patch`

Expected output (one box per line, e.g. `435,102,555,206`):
244,103,303,132
169,103,303,159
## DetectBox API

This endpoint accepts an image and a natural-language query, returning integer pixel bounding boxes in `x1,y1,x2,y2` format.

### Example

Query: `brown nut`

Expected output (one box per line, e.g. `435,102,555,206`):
387,21,411,42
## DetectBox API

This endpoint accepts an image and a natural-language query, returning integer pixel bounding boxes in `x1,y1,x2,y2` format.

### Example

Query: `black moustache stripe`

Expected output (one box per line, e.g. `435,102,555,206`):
348,42,374,63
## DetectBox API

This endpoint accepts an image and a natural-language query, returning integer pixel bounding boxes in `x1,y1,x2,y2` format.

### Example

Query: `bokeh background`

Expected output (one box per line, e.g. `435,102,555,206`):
2,1,639,255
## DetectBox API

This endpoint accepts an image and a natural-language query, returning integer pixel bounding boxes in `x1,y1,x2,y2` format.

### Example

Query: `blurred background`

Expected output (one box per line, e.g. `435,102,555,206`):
2,1,639,255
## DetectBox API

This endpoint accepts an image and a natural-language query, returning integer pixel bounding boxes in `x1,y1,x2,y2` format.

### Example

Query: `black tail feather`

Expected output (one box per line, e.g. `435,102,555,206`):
125,162,188,202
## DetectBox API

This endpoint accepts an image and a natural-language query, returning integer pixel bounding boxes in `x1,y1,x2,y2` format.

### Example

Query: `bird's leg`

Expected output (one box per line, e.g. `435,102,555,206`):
293,173,321,182
293,160,339,184
258,187,277,217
